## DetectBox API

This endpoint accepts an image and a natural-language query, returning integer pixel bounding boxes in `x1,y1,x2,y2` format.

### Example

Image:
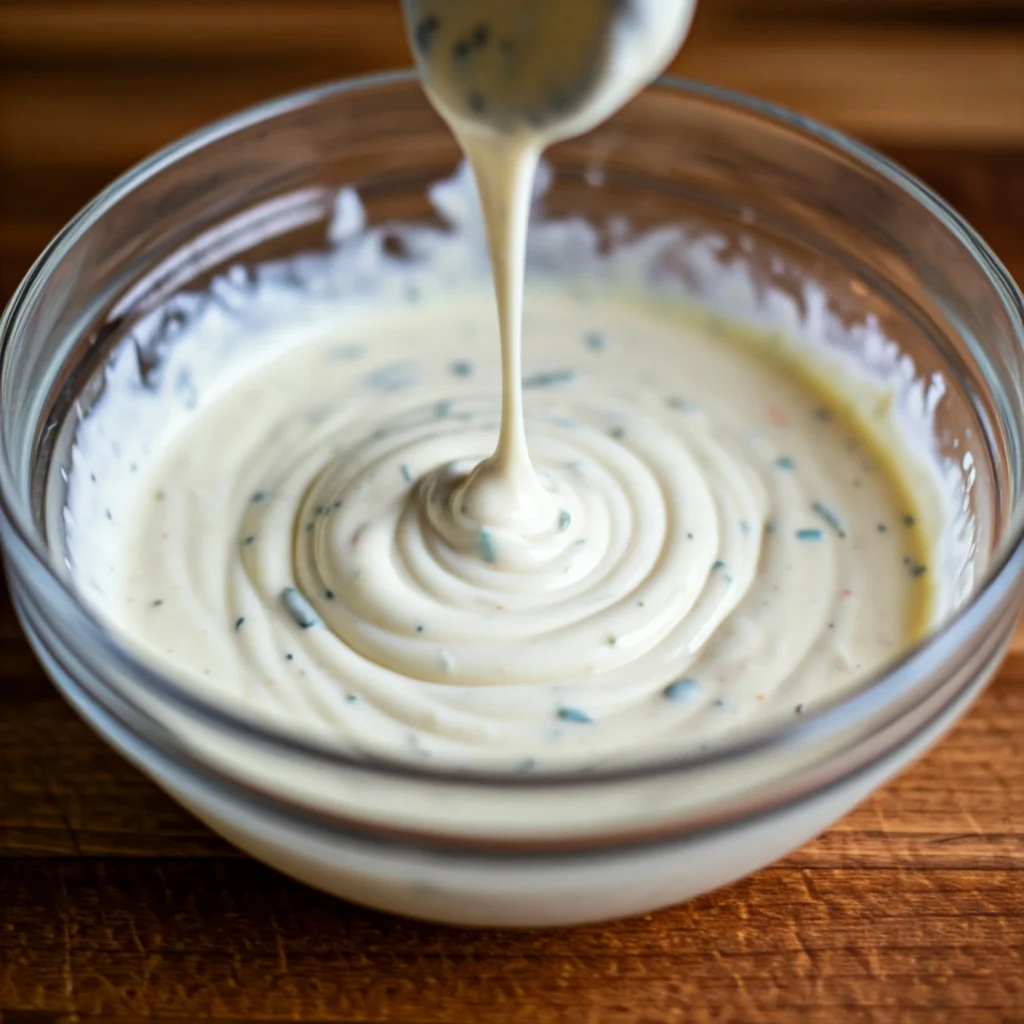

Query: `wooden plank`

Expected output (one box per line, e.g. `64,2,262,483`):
2,859,1021,1022
0,4,1022,150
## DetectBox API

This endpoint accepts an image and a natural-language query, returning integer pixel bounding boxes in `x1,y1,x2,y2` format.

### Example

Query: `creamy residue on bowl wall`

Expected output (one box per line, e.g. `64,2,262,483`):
62,159,974,772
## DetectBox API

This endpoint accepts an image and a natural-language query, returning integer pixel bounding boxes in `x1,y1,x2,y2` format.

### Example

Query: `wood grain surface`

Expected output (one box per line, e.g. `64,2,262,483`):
1,2,1023,1022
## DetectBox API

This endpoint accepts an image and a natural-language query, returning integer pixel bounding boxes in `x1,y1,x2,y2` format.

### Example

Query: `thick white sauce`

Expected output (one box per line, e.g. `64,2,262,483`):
65,2,948,774
72,261,937,769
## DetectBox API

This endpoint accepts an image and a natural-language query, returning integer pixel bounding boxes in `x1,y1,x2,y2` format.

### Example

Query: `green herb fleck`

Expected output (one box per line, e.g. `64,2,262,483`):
557,707,593,724
812,501,846,538
366,364,416,392
558,509,571,532
281,587,317,629
523,369,575,389
234,616,245,631
479,527,496,564
903,556,927,578
775,456,796,470
667,396,697,412
663,678,701,702
414,14,441,54
796,528,825,541
584,331,606,352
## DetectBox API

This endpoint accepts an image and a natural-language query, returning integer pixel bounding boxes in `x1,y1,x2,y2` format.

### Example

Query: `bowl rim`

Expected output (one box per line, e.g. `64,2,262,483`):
2,69,1023,793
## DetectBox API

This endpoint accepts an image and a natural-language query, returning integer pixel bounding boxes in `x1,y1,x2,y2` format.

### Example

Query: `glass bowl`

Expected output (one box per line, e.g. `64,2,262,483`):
2,72,1023,928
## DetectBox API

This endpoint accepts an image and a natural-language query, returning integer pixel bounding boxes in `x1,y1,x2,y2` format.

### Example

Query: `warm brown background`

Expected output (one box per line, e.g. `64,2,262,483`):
1,2,1023,1022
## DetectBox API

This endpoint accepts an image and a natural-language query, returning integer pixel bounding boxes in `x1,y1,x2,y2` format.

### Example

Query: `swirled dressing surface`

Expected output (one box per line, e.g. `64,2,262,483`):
83,281,934,769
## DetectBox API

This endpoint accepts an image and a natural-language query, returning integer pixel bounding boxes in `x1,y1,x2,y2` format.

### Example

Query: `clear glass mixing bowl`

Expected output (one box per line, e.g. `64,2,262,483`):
2,73,1022,926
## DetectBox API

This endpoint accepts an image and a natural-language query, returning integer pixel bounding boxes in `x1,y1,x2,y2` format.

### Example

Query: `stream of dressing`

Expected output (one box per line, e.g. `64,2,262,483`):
404,0,696,536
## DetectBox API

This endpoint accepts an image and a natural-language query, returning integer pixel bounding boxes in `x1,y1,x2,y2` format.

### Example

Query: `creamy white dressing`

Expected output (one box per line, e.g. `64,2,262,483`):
64,2,949,774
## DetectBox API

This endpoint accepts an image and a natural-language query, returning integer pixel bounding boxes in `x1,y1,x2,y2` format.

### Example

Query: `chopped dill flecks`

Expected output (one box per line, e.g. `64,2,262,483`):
663,678,701,702
557,706,593,724
366,364,416,392
796,528,825,541
877,523,888,533
151,599,164,608
712,560,727,571
251,490,269,503
523,369,575,389
667,396,697,412
243,535,255,546
324,589,335,601
234,616,245,631
400,464,414,484
479,526,497,563
610,425,626,440
516,757,536,773
345,693,360,704
281,587,317,629
415,624,424,633
811,501,846,538
326,343,366,363
775,456,796,470
902,514,916,528
584,330,606,352
450,359,474,378
414,14,440,54
558,509,572,532
903,556,928,578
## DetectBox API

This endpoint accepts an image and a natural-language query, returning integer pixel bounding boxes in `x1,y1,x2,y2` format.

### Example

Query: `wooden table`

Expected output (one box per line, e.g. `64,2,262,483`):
1,3,1023,1021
